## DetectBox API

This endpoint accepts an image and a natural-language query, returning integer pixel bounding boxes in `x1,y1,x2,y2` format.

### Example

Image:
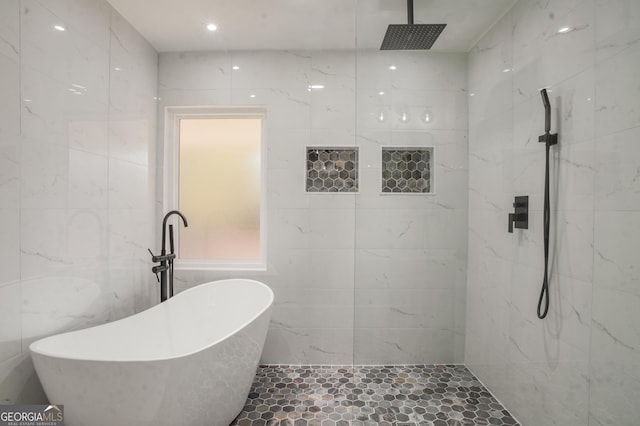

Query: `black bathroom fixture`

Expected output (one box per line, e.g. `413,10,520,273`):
537,88,558,319
508,196,529,233
149,210,189,302
380,0,446,50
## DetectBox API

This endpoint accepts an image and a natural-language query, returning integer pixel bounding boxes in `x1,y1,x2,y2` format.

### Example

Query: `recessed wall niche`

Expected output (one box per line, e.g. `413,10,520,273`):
381,147,434,193
306,147,358,192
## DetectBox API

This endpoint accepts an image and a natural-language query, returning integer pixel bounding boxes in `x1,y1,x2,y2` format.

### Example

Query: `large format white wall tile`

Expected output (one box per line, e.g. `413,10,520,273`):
231,51,312,89
262,327,353,365
160,48,467,366
468,12,513,125
266,249,354,290
0,53,19,209
595,41,640,136
355,249,460,289
0,1,19,61
160,52,231,91
354,328,454,364
310,88,356,130
20,275,110,350
595,0,640,61
468,1,640,425
595,126,640,211
0,282,21,363
0,209,20,287
512,0,595,105
0,0,157,404
21,0,110,104
68,149,108,209
270,288,354,329
590,210,640,425
310,51,356,90
354,288,454,330
34,0,111,50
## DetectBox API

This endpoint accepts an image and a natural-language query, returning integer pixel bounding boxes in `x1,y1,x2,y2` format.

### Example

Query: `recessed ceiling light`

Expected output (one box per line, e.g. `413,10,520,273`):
249,94,256,98
308,85,325,90
54,25,65,31
502,68,511,73
389,65,397,70
232,65,239,70
206,23,217,32
378,91,385,95
558,27,572,33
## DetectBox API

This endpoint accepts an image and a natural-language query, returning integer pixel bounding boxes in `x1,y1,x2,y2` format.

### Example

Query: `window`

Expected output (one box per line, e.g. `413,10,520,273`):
164,106,266,270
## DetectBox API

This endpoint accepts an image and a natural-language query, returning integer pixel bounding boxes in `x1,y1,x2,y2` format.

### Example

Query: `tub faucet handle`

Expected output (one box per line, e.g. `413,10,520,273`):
148,248,161,282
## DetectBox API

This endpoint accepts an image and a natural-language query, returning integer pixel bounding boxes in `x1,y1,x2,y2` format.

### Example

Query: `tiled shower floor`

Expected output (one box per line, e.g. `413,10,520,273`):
231,364,519,426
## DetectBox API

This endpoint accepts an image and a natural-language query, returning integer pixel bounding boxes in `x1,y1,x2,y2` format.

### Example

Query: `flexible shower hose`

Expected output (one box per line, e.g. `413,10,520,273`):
537,142,551,319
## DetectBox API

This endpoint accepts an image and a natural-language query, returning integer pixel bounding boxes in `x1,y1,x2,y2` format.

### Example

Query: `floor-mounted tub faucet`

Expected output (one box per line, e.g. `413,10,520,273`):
149,210,188,302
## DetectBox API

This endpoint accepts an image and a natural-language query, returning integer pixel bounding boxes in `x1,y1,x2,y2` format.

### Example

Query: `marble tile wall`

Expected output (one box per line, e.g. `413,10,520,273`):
160,49,468,365
0,0,157,404
160,50,359,365
354,51,468,364
466,0,640,425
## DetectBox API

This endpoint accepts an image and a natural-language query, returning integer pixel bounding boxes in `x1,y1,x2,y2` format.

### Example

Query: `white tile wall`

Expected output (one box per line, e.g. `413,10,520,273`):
466,0,640,425
0,0,157,404
159,49,468,365
7,0,637,419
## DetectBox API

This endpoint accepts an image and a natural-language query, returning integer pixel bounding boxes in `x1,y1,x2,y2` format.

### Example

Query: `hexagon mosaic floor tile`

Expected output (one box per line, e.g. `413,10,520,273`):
230,365,519,426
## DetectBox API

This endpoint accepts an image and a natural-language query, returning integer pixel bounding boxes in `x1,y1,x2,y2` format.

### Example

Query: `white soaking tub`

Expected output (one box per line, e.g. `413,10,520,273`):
30,279,274,426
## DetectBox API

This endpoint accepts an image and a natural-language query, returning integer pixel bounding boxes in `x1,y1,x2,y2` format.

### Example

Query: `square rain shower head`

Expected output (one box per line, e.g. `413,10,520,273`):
380,23,446,50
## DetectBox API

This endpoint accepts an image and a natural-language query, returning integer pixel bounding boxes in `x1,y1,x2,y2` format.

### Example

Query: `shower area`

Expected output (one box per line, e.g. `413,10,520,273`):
162,37,474,426
156,0,639,424
159,0,639,424
156,1,473,422
163,0,468,368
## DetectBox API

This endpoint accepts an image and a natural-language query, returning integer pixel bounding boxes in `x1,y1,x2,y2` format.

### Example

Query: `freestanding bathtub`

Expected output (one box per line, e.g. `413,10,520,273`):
30,279,273,426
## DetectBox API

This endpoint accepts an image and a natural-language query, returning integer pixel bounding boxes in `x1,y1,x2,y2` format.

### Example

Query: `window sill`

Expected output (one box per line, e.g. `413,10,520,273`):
174,260,267,272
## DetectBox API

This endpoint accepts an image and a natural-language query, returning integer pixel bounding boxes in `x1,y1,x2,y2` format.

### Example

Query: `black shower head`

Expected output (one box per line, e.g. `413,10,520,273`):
381,23,447,50
380,0,446,50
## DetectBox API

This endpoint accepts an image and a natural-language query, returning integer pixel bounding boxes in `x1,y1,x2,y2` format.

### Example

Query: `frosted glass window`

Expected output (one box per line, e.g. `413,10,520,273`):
178,117,263,264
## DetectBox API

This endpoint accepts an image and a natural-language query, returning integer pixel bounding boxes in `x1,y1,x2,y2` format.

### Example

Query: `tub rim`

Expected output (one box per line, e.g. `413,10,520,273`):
29,278,274,363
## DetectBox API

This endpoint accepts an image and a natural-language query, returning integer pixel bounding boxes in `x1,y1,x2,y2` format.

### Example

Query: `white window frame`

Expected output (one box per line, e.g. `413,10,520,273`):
163,105,267,271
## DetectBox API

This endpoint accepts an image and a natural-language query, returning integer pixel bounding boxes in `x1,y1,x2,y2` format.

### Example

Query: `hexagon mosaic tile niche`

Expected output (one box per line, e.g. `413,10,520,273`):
306,148,358,193
382,147,433,193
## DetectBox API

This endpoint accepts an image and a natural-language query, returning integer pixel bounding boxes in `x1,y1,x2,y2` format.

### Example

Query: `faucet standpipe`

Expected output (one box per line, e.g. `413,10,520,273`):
149,210,188,302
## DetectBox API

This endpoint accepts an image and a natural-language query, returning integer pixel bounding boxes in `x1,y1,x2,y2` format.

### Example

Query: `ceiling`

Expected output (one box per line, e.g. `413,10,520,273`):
106,0,516,53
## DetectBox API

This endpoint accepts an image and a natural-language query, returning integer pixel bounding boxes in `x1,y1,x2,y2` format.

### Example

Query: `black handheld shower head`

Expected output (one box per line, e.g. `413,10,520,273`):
540,88,551,134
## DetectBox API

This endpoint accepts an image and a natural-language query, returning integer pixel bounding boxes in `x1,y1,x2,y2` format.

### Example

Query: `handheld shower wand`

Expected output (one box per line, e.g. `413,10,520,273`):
537,89,557,319
541,88,552,135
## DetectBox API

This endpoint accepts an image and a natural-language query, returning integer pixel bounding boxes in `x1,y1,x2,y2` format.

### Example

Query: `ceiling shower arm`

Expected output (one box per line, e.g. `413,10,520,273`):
407,0,414,25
